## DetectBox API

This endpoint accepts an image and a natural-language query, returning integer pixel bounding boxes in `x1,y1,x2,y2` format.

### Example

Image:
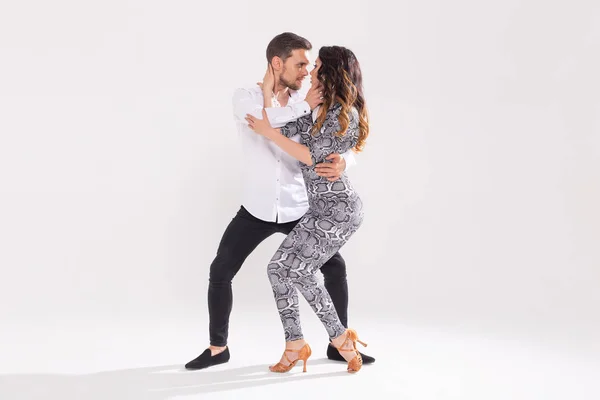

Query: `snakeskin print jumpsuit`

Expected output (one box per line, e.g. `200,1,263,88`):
268,103,364,341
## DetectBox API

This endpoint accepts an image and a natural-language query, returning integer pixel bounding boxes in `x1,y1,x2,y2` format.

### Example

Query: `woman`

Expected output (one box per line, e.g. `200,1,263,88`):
246,46,369,373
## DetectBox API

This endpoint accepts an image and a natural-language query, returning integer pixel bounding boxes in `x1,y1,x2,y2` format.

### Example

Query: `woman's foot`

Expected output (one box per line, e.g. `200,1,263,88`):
326,343,376,364
269,339,312,373
331,329,368,373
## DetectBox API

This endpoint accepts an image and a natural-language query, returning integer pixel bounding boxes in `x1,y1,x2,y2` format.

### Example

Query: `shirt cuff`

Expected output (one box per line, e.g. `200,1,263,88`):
293,101,311,117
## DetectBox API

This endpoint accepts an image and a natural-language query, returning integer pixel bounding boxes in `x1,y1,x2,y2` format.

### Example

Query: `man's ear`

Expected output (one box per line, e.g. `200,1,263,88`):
271,56,283,71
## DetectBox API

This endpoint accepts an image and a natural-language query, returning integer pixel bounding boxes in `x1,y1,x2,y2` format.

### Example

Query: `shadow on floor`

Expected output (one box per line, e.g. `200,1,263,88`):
0,358,351,399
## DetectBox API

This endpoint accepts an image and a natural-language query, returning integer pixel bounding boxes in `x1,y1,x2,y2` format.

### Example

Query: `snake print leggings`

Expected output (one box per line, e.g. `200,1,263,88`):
267,202,363,341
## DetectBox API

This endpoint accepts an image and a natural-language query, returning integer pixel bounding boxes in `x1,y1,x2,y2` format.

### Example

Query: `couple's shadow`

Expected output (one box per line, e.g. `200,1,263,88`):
0,358,348,399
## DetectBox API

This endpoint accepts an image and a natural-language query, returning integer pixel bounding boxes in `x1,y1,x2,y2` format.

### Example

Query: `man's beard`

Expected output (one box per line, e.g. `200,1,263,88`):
279,75,301,91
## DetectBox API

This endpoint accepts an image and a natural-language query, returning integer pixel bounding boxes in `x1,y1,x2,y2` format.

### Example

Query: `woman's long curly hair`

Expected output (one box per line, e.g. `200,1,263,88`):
313,46,369,152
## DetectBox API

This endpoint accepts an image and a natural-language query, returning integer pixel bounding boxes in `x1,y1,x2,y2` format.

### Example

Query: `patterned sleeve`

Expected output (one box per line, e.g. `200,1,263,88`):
280,114,313,139
335,108,360,155
302,105,360,166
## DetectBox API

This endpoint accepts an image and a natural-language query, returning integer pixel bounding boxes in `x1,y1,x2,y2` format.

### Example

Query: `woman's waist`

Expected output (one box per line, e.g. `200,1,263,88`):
306,190,362,205
304,175,356,192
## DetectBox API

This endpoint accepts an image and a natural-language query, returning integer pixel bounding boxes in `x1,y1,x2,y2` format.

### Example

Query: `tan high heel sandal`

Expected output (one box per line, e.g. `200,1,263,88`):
269,343,312,373
334,329,368,373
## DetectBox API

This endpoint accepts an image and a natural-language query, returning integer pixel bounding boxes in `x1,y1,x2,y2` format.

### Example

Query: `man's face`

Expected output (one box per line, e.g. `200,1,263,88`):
279,49,310,91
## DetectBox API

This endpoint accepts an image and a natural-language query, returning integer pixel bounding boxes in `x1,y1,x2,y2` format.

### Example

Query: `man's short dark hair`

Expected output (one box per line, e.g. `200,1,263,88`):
266,32,312,63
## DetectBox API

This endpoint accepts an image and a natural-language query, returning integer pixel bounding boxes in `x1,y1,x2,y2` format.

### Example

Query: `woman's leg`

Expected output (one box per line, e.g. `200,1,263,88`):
278,218,350,328
267,213,352,341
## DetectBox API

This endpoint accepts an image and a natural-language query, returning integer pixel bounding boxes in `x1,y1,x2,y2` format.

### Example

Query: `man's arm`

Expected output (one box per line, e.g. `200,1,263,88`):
232,88,311,128
341,149,357,170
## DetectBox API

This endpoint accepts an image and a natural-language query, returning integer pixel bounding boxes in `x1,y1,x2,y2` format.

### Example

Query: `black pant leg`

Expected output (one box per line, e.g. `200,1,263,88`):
320,252,349,328
208,206,275,346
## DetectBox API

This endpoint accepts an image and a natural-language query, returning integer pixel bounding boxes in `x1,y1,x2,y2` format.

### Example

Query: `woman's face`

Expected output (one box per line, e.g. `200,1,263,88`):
309,57,322,87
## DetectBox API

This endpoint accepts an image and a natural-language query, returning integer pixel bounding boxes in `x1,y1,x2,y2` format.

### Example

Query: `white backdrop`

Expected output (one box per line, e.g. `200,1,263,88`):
1,0,598,347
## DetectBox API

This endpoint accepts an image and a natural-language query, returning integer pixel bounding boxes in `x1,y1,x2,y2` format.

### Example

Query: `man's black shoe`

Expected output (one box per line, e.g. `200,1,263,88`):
185,347,230,370
327,343,375,364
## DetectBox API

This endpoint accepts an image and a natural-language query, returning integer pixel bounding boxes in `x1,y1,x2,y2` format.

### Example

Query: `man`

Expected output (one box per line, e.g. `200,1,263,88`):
185,32,374,370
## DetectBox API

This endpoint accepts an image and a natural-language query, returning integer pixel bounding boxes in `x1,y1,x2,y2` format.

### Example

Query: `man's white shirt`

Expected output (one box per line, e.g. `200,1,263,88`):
231,85,356,223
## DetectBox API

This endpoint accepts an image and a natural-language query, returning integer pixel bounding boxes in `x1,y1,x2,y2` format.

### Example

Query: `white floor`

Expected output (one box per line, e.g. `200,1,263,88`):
1,315,599,400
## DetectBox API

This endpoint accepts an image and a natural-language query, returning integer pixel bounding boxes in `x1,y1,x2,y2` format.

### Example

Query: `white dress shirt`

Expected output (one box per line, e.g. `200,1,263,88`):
231,85,356,223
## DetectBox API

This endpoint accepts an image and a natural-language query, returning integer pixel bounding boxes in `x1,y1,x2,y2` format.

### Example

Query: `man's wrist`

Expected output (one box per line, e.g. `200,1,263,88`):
299,100,312,114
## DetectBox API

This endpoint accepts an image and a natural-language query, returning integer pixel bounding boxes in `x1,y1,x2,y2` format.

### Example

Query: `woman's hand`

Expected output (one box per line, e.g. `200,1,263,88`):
262,63,275,94
305,82,324,110
246,109,276,138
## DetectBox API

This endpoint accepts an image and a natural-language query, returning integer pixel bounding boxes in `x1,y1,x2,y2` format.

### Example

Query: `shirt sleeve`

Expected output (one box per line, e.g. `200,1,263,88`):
341,149,357,170
232,88,311,129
